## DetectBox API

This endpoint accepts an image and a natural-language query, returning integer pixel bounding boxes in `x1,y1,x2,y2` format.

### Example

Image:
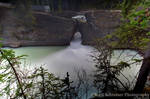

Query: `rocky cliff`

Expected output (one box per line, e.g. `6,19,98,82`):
78,10,121,45
0,7,76,47
0,6,122,47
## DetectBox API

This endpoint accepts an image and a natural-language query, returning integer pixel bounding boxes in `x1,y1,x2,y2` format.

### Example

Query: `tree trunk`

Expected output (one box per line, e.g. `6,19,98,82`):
133,46,150,93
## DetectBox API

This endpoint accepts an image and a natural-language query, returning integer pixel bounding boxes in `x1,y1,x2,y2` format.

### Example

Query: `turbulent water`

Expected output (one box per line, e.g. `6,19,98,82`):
11,32,143,80
2,32,143,98
12,32,95,78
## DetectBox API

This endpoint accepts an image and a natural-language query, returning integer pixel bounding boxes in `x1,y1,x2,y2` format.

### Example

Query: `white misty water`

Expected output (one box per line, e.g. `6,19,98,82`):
11,32,142,81
12,32,95,77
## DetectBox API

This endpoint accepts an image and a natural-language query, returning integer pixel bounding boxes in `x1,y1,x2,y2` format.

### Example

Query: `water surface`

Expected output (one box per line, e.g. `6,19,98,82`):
11,33,142,80
6,32,143,98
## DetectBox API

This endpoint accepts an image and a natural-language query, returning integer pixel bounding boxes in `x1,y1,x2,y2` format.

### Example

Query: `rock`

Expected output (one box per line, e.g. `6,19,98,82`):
1,40,21,48
78,22,103,45
72,15,87,23
0,8,76,47
0,7,122,47
79,10,121,45
20,12,76,46
51,11,80,19
9,41,21,48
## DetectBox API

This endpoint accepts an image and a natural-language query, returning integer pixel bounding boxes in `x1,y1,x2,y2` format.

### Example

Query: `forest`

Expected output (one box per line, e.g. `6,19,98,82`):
1,0,122,10
0,0,150,99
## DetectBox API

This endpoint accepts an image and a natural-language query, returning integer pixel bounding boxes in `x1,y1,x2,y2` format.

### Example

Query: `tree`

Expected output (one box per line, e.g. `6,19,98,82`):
92,39,133,93
133,46,150,93
112,0,150,93
0,48,72,99
0,49,27,99
120,0,150,93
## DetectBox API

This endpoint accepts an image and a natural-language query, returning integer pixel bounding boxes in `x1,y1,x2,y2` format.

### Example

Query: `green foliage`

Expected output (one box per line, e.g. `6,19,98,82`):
106,0,150,51
121,0,146,17
92,39,132,93
0,48,77,99
80,0,122,10
111,23,150,50
0,49,26,98
24,67,66,99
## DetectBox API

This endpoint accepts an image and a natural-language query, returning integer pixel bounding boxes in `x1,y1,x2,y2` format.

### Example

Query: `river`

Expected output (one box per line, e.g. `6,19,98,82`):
7,32,143,98
11,32,142,78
